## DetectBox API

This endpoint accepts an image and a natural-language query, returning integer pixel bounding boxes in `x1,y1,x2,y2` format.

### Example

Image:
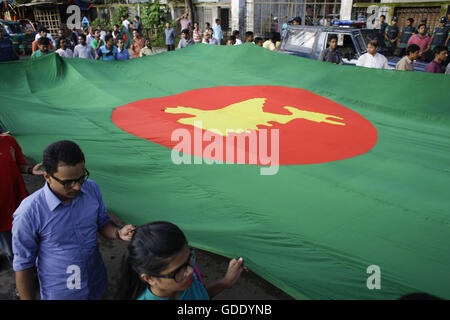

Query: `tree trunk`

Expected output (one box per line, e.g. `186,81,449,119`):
184,0,195,26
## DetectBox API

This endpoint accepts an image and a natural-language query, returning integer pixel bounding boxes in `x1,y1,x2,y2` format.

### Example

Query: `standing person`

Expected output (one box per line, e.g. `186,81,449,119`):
430,17,449,51
226,35,236,46
32,28,54,53
425,46,448,73
202,32,210,44
70,27,79,49
398,18,416,57
254,37,264,47
134,16,142,36
96,35,118,61
121,16,131,30
90,29,104,53
140,38,155,57
0,128,42,267
165,22,175,51
377,15,388,38
212,19,223,45
55,29,72,50
73,34,95,59
204,22,210,33
86,27,94,47
395,44,420,71
34,27,55,47
318,35,343,65
207,28,219,45
31,37,54,59
116,38,130,60
130,29,144,59
262,32,276,51
407,24,431,61
292,16,302,25
12,140,136,300
356,40,391,69
116,222,247,300
385,16,400,56
55,38,73,58
192,22,203,44
420,18,431,37
232,30,242,45
176,13,192,35
177,29,194,49
0,27,19,61
245,31,254,43
281,16,288,39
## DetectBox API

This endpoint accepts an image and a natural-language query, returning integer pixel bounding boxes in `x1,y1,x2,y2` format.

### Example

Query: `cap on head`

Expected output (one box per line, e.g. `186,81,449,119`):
392,16,398,22
440,17,447,23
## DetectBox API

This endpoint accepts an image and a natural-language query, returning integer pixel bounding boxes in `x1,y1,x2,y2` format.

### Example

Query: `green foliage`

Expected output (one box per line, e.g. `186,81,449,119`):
111,6,129,28
91,18,110,29
141,0,170,38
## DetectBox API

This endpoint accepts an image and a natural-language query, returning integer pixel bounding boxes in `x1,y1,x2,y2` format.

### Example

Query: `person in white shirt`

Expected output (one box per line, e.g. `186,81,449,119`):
356,40,391,69
232,30,242,45
55,38,73,58
86,27,94,46
73,34,95,59
35,29,56,47
121,16,130,30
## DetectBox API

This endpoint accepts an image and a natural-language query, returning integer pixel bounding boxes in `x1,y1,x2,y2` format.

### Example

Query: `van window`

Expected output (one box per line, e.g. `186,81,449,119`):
284,29,318,53
326,33,358,60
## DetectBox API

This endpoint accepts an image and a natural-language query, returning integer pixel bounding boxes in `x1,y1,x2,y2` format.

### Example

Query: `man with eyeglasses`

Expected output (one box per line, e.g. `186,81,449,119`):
12,140,135,300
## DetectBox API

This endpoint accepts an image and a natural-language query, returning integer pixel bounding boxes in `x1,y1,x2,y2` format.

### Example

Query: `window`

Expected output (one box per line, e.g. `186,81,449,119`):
326,33,358,60
286,29,318,52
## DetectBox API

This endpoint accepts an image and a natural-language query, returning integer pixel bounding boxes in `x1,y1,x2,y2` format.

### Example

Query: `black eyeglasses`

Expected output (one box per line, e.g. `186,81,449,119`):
149,247,196,283
51,169,90,190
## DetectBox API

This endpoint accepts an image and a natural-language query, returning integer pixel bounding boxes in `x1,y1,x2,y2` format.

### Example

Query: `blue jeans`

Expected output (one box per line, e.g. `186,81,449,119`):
0,230,13,264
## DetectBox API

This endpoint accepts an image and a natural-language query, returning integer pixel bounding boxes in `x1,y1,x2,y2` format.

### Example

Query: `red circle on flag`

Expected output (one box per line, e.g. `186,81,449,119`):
112,86,377,165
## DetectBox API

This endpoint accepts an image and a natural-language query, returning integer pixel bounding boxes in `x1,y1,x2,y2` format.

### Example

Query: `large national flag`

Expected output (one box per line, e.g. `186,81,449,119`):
1,44,449,299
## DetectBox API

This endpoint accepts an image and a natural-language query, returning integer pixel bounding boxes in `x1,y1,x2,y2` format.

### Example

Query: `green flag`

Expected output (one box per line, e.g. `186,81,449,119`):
1,44,449,299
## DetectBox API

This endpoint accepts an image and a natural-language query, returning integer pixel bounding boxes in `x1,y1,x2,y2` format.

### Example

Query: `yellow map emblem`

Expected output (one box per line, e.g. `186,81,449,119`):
164,98,345,136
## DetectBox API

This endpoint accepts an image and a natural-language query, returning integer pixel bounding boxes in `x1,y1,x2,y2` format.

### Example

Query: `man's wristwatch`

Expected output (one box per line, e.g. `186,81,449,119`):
115,228,120,240
27,166,33,175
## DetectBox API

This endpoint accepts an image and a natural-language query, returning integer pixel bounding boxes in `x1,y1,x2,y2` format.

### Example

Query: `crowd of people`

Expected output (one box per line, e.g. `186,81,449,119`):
2,11,448,73
0,130,248,300
318,15,450,74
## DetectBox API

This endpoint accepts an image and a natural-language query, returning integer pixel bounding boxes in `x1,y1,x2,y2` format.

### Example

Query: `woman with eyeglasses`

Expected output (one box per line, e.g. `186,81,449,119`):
117,221,247,300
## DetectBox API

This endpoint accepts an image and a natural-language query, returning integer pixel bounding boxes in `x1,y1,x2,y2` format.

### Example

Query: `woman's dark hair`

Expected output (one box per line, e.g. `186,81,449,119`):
116,221,188,300
232,30,239,37
42,140,85,175
417,23,426,30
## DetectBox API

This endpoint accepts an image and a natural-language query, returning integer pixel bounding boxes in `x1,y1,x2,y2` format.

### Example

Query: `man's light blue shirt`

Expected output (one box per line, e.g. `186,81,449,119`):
212,24,223,41
12,180,110,300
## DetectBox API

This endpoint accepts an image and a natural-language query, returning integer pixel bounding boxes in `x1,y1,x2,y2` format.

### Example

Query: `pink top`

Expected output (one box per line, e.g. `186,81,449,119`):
407,34,431,59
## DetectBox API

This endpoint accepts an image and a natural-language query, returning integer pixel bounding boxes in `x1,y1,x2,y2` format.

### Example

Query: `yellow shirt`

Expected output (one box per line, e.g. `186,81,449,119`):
263,40,276,51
